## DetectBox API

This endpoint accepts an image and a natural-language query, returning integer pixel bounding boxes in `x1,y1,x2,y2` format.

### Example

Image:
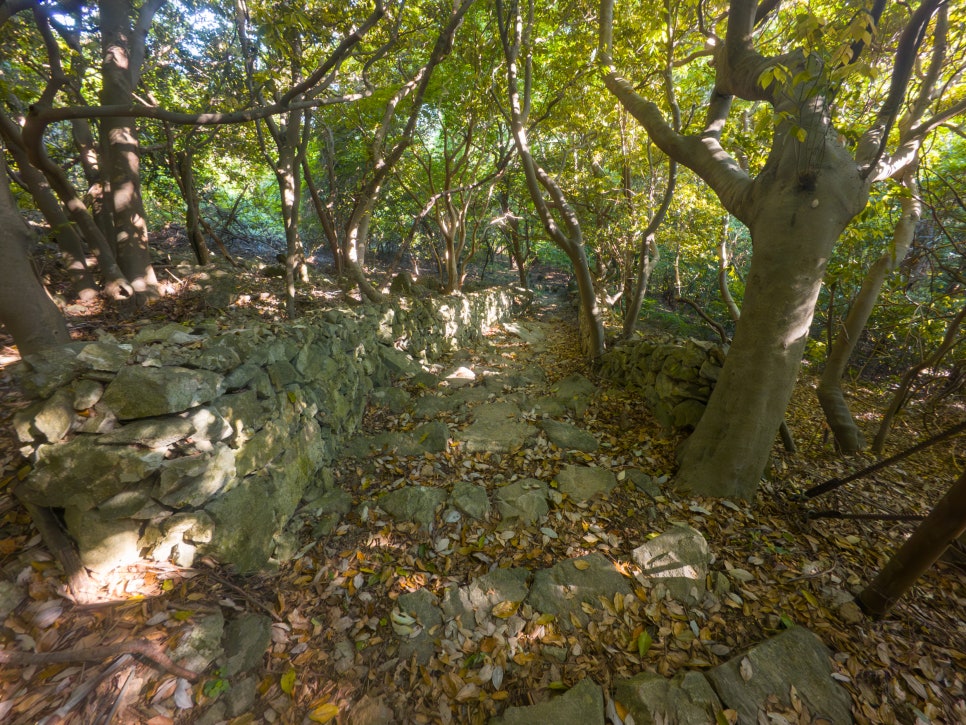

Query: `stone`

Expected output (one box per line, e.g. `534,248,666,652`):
490,678,604,725
555,465,617,502
625,469,662,498
157,444,237,508
205,474,279,573
379,345,420,376
450,481,490,520
495,478,549,527
379,486,447,529
225,674,259,718
134,323,206,345
670,398,706,428
396,588,442,665
541,419,599,452
442,567,530,627
194,344,241,373
549,374,596,416
14,344,87,398
412,395,460,419
503,321,545,345
613,671,722,724
172,610,226,675
221,613,273,676
528,554,631,629
76,341,131,371
97,417,194,448
71,379,104,410
370,386,411,413
32,390,76,443
63,509,142,574
18,442,164,510
705,626,853,724
461,402,536,453
632,524,710,604
102,365,224,420
412,421,450,453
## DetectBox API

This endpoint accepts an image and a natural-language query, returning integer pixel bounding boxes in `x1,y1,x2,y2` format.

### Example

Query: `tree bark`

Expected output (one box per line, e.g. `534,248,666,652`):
175,149,209,265
0,158,70,355
99,0,161,300
858,467,966,618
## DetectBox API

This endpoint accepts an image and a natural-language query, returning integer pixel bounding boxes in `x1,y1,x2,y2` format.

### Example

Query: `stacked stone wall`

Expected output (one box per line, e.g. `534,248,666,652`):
12,288,526,573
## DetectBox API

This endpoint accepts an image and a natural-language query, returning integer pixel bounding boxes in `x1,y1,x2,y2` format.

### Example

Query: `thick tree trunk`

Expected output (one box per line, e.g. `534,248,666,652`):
676,152,866,499
100,0,159,300
858,467,966,618
0,167,70,354
818,172,920,452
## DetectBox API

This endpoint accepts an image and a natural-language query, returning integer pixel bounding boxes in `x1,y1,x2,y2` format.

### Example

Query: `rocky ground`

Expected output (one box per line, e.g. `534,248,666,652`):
0,254,965,724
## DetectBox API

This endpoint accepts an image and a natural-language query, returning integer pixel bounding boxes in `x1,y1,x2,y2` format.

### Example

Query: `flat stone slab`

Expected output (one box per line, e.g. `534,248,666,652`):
705,626,853,724
632,524,709,604
442,567,531,628
395,588,443,666
614,671,722,724
541,420,599,452
490,678,604,725
495,478,550,527
549,374,597,416
378,486,447,529
528,553,631,629
555,465,616,501
450,481,491,520
460,402,536,453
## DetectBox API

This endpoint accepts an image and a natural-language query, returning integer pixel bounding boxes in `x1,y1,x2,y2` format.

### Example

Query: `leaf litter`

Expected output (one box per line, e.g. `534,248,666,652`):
0,263,964,723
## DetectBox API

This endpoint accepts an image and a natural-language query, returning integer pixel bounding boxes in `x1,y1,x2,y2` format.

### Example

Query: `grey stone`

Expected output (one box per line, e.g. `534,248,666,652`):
671,398,706,428
442,567,530,627
76,341,131,371
157,444,237,508
614,671,722,725
205,474,278,573
14,344,86,397
397,588,442,665
186,407,233,444
370,386,411,413
632,524,709,604
528,553,631,629
555,465,617,501
172,610,225,675
32,390,76,443
222,613,272,676
495,478,549,527
134,323,205,345
379,486,446,529
450,481,490,520
103,365,224,420
412,395,460,419
625,469,662,498
0,580,25,620
266,359,298,389
19,442,164,510
63,509,142,573
549,374,596,415
71,379,104,410
379,345,420,376
97,489,154,519
413,421,450,453
194,344,241,372
97,417,194,448
503,321,545,344
461,402,536,453
76,403,117,434
490,678,604,725
541,419,598,452
526,396,568,417
705,626,853,724
225,674,259,718
235,419,287,477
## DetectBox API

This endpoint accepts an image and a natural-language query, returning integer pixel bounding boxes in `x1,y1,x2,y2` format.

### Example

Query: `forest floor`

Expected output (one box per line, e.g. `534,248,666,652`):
0,235,965,724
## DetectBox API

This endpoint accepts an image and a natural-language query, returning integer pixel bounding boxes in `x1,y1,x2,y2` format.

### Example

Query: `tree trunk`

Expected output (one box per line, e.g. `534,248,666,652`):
0,164,70,355
176,150,209,265
676,155,866,499
818,171,920,453
99,0,159,300
0,117,97,300
621,233,660,340
858,467,966,618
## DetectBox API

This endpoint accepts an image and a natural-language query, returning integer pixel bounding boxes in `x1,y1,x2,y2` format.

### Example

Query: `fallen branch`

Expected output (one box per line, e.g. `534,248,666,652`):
0,640,200,682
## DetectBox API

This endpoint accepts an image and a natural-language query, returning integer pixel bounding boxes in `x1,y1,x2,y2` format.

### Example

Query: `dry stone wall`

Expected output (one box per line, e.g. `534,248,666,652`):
599,337,728,429
12,288,526,574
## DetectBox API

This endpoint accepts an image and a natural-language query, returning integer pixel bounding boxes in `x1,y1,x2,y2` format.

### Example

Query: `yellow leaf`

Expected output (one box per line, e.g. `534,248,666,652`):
280,669,296,695
801,589,819,607
572,559,590,570
491,600,520,619
308,703,339,723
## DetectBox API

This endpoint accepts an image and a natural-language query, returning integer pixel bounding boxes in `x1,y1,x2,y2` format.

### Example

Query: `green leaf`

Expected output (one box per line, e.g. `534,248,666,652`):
780,613,795,629
637,631,653,657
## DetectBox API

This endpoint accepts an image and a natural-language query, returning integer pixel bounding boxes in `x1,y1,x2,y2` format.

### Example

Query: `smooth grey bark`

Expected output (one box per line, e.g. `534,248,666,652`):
98,0,162,300
0,155,70,354
498,0,605,359
601,0,945,498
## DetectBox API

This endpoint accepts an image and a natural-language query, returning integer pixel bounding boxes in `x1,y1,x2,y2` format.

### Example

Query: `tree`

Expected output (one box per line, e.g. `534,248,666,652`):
601,0,963,499
497,0,606,359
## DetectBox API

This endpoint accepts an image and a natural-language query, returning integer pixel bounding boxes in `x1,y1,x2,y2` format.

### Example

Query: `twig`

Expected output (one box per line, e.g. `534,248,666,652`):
41,654,134,725
201,568,283,622
0,640,200,682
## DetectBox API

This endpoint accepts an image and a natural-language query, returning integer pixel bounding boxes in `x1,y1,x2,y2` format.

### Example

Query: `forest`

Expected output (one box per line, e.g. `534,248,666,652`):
1,0,965,722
